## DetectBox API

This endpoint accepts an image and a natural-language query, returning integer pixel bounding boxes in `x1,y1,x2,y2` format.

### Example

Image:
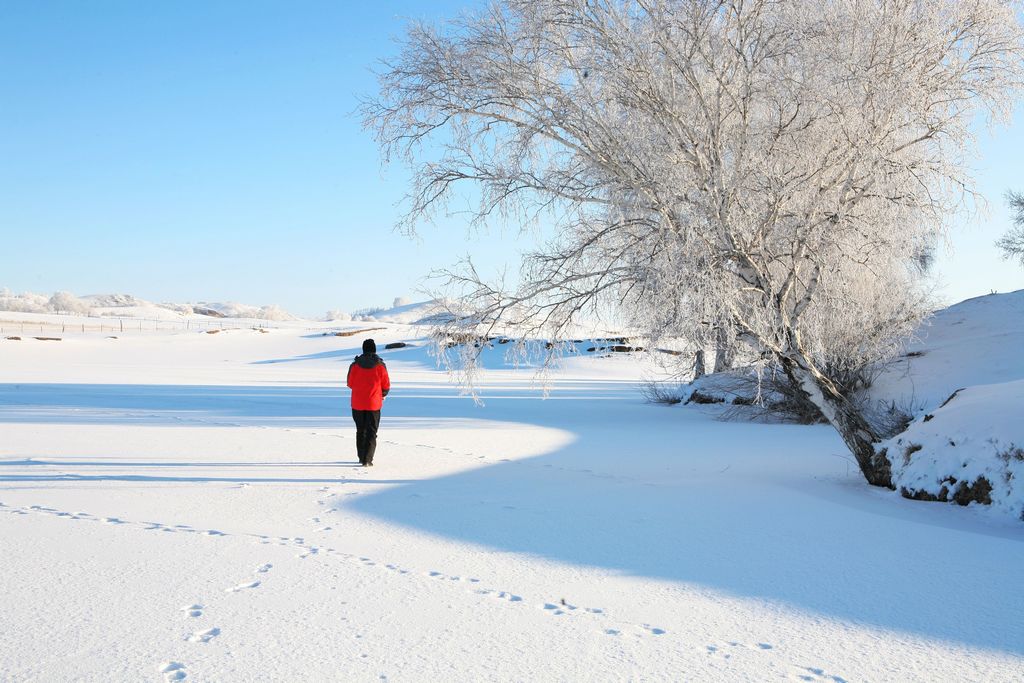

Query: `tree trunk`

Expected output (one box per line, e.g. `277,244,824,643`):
693,349,706,380
781,356,894,488
712,326,734,373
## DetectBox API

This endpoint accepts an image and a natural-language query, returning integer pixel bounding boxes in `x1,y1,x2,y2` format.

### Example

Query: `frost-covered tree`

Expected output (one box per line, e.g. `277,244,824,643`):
258,304,295,322
364,0,1024,487
325,309,352,322
48,291,90,315
998,190,1024,267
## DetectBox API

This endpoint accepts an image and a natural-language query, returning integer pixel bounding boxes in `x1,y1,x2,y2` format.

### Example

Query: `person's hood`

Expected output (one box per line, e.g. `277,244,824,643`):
354,353,383,369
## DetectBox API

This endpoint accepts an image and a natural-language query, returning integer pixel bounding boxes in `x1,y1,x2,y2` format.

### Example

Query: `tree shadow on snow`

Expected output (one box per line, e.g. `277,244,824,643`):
1,381,1022,654
357,389,1024,657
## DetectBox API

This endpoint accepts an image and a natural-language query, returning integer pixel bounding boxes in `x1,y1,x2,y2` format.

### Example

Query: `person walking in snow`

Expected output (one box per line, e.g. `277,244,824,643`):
346,338,391,467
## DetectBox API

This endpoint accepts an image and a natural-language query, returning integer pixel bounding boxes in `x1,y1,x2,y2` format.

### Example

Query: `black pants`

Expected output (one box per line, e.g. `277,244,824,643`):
351,409,381,465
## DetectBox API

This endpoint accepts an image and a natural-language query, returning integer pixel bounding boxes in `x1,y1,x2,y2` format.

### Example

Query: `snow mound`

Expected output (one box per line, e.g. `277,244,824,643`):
868,289,1024,522
352,300,453,325
882,380,1024,521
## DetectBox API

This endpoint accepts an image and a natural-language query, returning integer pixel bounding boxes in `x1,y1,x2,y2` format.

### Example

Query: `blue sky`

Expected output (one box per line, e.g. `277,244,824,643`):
1,2,1021,318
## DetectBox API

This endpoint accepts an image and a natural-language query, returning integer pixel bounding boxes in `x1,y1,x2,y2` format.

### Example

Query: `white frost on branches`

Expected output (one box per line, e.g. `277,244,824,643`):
48,291,91,315
998,190,1024,267
364,0,1024,485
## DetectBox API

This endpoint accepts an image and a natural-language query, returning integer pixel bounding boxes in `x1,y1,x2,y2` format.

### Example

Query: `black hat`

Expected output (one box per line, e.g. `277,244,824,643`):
362,338,377,354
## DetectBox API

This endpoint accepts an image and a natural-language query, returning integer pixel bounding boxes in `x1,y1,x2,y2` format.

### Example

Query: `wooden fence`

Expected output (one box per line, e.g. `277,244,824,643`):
0,316,276,337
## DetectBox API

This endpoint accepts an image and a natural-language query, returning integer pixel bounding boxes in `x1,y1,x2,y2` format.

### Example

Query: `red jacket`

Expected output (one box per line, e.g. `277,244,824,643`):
347,353,391,411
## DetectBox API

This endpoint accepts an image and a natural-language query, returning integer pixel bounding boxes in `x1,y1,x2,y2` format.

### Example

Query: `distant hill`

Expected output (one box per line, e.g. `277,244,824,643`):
0,289,297,322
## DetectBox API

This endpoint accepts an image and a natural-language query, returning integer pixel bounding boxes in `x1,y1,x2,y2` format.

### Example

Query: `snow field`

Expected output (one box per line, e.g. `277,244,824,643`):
1,316,1022,681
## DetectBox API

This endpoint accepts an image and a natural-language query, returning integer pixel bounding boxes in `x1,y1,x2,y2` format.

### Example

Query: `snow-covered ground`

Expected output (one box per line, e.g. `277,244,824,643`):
1,309,1022,681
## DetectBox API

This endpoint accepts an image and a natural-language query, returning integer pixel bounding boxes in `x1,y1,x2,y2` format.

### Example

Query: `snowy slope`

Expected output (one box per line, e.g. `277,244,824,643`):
349,300,447,324
871,289,1024,409
868,290,1024,521
0,316,1022,681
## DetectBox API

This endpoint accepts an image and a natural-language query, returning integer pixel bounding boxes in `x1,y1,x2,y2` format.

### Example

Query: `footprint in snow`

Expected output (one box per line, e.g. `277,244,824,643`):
792,666,847,683
186,627,220,643
707,640,772,659
541,603,567,615
477,589,522,602
181,604,203,618
159,661,186,680
255,564,272,573
225,580,260,593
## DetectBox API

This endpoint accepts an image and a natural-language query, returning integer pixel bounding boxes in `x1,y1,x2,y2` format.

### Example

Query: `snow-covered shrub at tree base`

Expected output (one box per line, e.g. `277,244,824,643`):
882,380,1024,521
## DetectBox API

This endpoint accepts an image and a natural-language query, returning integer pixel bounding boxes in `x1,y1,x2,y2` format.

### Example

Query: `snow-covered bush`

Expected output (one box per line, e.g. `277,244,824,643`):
257,304,296,321
640,380,685,405
324,309,351,322
0,290,50,313
352,306,386,321
881,381,1024,521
